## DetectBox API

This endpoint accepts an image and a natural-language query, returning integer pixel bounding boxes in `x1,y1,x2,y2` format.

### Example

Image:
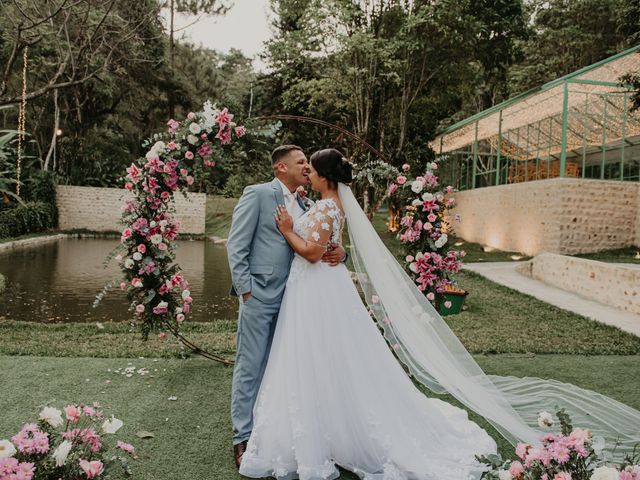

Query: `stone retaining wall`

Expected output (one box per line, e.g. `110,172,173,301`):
453,178,640,255
56,186,206,234
516,253,640,315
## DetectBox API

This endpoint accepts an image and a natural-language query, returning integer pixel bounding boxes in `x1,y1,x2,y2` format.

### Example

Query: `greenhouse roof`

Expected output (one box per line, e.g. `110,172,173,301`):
431,45,640,154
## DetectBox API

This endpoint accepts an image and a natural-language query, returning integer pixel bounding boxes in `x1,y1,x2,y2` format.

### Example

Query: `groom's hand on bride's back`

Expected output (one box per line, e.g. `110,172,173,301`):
322,243,347,266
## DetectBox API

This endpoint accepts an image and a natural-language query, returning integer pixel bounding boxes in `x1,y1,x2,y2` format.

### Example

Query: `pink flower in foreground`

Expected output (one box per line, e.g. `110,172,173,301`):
158,332,167,339
137,244,146,254
402,163,410,172
234,125,246,137
387,183,398,195
509,461,523,477
554,472,572,480
15,462,35,480
185,151,194,160
515,443,530,460
116,441,135,455
176,313,185,323
135,304,145,314
396,175,407,185
79,459,104,479
64,405,82,424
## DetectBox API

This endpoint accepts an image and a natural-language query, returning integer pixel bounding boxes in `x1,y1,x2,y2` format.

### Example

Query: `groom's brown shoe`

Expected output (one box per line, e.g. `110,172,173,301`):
234,440,248,469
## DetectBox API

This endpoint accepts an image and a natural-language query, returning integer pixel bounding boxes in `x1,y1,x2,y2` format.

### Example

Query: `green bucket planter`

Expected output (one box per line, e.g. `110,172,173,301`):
437,290,468,316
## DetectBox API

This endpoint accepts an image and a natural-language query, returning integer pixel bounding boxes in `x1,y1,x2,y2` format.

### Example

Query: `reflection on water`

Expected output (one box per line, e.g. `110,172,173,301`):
0,238,238,322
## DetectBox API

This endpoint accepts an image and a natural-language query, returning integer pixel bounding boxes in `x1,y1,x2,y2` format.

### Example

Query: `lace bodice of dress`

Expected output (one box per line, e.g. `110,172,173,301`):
293,198,344,248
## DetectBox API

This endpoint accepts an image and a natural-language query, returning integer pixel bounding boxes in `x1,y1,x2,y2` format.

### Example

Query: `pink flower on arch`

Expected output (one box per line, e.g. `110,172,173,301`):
167,119,179,133
234,125,246,137
216,126,232,145
215,108,233,127
396,175,407,185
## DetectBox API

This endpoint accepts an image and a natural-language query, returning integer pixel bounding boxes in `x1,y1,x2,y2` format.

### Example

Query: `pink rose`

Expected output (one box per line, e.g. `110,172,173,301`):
131,278,143,288
158,332,166,339
161,191,170,200
176,313,185,323
201,133,208,140
426,292,435,301
180,168,188,176
387,183,398,195
167,141,177,150
124,182,133,191
137,244,146,254
185,151,194,160
402,163,410,172
234,125,246,137
79,459,104,478
64,405,82,424
430,162,438,169
187,112,195,120
405,255,414,262
186,176,194,185
396,175,407,185
446,185,454,193
427,213,437,223
135,304,145,314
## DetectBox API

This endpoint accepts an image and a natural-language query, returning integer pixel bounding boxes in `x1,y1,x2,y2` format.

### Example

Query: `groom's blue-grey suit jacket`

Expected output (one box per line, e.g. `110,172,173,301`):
227,178,308,305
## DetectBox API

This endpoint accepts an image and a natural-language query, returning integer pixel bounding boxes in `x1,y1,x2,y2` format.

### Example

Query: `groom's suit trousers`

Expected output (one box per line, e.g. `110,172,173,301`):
231,295,281,444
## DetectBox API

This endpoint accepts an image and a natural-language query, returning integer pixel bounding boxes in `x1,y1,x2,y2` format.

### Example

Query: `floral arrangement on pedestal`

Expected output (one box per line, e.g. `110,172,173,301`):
478,410,640,480
98,101,246,339
387,160,466,312
0,404,136,480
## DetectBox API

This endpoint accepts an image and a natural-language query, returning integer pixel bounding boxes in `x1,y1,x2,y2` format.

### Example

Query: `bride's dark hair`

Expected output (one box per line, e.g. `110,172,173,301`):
310,149,353,188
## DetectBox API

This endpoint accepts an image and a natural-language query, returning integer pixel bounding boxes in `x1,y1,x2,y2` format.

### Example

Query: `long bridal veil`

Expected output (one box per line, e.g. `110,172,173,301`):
338,183,640,461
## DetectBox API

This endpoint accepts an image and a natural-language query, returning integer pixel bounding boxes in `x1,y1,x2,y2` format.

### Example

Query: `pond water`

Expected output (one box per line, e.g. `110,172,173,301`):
0,238,239,323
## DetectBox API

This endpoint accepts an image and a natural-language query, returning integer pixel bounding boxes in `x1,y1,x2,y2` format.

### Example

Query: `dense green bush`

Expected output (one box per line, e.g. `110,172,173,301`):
0,201,55,239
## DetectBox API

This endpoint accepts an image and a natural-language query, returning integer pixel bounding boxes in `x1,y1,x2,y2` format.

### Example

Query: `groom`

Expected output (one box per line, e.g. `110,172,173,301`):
226,145,346,467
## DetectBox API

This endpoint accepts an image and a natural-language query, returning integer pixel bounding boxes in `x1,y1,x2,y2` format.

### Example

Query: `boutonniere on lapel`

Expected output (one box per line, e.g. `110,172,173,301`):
296,186,312,209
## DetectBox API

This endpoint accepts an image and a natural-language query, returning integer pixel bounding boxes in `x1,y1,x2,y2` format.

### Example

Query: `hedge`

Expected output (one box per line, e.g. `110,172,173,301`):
0,202,56,239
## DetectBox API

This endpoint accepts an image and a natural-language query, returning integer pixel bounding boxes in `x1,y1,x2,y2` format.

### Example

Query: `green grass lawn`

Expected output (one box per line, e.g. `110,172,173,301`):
1,354,638,480
1,196,639,479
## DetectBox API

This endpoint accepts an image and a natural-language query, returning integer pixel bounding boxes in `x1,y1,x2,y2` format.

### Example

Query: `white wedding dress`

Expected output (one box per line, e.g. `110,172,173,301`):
239,198,497,480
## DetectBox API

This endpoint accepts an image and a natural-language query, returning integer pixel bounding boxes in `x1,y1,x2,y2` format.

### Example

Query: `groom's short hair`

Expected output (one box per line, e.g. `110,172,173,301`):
271,145,303,166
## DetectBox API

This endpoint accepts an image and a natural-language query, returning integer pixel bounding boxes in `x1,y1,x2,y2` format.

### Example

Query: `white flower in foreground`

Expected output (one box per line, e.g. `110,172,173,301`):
0,440,16,458
39,406,64,428
124,259,134,269
102,416,124,434
150,234,163,245
590,466,620,480
411,199,422,207
422,192,434,201
52,440,73,466
498,470,512,480
537,411,554,428
187,134,198,145
410,180,423,193
132,252,142,261
156,301,168,309
181,290,191,300
188,122,201,134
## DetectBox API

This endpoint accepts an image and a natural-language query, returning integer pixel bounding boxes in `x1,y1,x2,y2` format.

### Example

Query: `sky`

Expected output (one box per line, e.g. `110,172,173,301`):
166,0,274,72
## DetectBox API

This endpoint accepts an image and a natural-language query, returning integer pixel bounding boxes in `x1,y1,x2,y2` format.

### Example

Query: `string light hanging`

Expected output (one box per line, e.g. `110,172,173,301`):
16,47,28,197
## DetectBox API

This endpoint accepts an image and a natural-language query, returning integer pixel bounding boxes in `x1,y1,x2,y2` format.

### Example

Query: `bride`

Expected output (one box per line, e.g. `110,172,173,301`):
239,148,640,480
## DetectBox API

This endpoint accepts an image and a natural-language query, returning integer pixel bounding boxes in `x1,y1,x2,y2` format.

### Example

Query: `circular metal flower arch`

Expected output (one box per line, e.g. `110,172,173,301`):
109,106,388,366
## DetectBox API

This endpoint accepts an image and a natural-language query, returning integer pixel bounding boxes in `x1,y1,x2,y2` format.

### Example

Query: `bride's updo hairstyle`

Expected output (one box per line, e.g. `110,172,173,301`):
310,148,353,189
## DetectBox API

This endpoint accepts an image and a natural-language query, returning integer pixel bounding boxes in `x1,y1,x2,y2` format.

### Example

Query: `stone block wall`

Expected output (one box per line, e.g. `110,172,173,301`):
453,178,640,255
56,186,206,234
516,253,640,314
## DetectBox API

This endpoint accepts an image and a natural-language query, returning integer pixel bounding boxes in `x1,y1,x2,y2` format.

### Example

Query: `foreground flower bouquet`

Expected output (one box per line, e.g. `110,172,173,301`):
388,161,465,310
478,409,640,480
0,404,136,479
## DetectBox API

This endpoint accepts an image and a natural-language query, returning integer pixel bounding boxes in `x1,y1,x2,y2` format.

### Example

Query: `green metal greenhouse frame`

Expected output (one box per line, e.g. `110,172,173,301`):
432,45,640,190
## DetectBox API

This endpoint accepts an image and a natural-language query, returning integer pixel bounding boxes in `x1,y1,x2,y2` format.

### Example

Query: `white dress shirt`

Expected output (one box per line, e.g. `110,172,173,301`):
276,178,304,220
